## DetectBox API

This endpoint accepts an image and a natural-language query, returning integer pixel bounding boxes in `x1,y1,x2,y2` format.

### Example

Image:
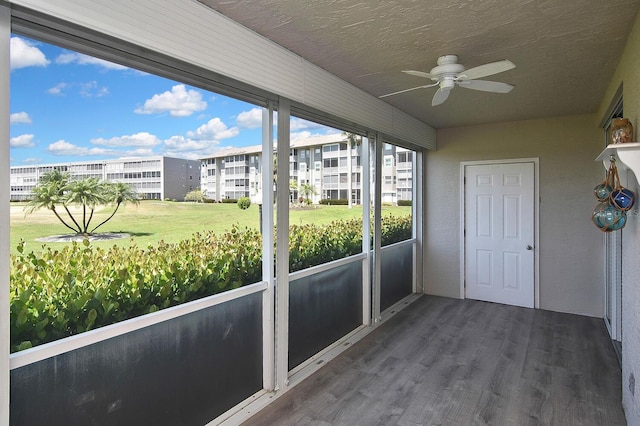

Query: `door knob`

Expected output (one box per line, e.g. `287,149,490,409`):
526,245,533,250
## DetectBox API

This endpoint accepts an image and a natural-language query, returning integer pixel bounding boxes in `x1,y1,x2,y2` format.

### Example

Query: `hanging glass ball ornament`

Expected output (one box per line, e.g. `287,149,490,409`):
610,188,636,211
594,182,613,202
592,202,627,232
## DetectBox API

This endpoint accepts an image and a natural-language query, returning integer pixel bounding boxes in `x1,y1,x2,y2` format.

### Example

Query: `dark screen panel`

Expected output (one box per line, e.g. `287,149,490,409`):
381,243,413,311
11,292,263,426
289,261,363,370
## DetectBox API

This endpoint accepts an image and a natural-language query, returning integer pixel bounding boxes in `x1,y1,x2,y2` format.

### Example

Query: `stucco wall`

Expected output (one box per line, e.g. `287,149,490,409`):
597,10,640,424
425,114,605,317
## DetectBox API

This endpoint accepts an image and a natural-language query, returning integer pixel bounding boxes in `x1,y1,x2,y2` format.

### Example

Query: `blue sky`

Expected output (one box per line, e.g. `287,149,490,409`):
9,35,337,166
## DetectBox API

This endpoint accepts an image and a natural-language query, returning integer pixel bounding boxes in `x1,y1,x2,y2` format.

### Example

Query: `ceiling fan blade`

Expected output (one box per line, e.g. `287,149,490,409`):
432,87,451,106
457,79,514,93
402,70,437,80
379,83,438,98
458,60,515,80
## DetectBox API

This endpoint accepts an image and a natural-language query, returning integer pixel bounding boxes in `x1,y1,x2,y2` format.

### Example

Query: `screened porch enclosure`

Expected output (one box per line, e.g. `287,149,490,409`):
2,6,425,421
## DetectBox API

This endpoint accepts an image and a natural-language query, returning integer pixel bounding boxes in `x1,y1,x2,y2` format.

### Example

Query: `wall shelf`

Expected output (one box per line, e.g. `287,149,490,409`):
596,142,640,176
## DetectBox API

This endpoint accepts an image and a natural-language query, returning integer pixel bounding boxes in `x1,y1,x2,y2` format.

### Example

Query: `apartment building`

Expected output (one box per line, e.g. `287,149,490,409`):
10,156,200,201
200,134,414,205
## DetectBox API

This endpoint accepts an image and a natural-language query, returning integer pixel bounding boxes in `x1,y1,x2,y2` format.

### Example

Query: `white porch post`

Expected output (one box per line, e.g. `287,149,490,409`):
414,150,424,293
275,98,290,389
0,4,10,424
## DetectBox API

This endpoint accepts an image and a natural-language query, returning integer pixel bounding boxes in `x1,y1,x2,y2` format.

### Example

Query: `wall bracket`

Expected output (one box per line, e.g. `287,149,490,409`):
596,143,640,177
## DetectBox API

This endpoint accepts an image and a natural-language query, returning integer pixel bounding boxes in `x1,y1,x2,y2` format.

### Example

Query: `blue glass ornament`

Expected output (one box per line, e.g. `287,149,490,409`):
610,188,635,211
592,202,627,232
594,183,613,202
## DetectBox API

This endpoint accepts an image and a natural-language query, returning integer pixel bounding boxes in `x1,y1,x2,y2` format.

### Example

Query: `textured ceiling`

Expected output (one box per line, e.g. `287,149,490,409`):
199,0,640,129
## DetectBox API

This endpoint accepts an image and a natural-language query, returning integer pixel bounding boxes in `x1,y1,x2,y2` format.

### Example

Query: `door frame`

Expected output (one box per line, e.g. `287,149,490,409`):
459,158,540,308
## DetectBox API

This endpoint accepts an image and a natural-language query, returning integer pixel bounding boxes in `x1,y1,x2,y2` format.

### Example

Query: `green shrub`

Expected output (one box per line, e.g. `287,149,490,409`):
237,197,251,210
319,198,348,205
221,198,238,204
10,227,262,352
9,214,411,352
397,200,412,207
380,214,412,245
184,189,204,203
202,198,215,204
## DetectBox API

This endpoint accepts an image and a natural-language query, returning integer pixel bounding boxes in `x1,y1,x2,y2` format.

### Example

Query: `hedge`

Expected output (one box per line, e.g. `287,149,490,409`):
319,198,348,205
10,215,411,352
397,200,412,206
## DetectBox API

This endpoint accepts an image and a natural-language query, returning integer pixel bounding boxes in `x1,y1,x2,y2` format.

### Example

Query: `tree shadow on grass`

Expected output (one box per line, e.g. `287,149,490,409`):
37,231,152,243
118,232,153,237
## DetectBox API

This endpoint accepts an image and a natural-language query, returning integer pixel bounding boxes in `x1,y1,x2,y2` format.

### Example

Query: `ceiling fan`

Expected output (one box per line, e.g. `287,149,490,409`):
380,55,515,106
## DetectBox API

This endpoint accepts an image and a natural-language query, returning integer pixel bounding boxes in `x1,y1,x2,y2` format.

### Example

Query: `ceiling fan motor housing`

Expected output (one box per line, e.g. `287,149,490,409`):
430,62,465,77
440,79,456,90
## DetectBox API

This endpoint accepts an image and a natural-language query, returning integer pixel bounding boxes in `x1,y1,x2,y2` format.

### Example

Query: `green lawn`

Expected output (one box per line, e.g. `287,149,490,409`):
10,201,410,255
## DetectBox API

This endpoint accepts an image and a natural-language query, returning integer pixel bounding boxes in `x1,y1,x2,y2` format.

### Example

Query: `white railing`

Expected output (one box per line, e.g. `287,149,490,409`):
10,281,268,369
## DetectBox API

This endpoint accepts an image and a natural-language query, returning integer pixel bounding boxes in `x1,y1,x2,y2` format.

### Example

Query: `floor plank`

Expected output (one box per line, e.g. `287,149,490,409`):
244,296,626,426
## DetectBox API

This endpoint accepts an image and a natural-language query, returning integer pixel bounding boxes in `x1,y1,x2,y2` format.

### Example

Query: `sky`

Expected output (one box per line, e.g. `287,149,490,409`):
9,35,338,166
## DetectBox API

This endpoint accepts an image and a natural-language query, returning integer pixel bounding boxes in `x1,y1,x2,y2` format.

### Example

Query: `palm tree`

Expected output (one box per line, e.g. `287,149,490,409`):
343,132,362,208
299,182,317,204
65,178,109,234
38,169,84,231
90,182,139,233
26,171,140,236
290,179,298,203
25,182,78,234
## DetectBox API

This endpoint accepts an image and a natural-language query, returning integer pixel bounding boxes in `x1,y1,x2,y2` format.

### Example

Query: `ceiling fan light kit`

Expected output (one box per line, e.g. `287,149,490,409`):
380,54,515,106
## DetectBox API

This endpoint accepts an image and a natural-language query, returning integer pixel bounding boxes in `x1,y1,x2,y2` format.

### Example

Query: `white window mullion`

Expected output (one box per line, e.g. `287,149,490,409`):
361,136,371,326
275,98,290,389
372,134,383,324
0,4,10,424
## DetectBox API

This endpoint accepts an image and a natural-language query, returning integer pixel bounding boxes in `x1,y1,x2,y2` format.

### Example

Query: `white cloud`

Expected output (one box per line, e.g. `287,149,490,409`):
56,52,128,70
23,157,42,164
47,83,68,96
237,108,263,128
163,151,210,161
47,81,108,97
91,132,162,148
10,134,35,148
10,37,49,70
187,117,239,140
122,148,155,157
80,81,109,97
291,131,312,142
164,136,214,152
48,140,114,157
10,112,32,124
135,84,207,117
290,117,331,131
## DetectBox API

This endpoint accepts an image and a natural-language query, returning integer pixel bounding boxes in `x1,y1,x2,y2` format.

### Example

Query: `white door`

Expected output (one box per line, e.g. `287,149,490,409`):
465,162,535,308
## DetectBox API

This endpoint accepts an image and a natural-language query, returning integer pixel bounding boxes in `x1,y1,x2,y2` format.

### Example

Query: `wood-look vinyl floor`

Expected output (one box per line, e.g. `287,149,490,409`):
244,296,626,426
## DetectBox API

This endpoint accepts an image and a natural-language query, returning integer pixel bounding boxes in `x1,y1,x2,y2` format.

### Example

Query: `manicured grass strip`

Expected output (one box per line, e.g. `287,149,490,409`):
10,201,410,254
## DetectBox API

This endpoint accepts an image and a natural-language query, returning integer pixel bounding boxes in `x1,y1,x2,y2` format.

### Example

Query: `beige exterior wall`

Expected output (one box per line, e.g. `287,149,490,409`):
425,114,604,317
597,10,640,425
